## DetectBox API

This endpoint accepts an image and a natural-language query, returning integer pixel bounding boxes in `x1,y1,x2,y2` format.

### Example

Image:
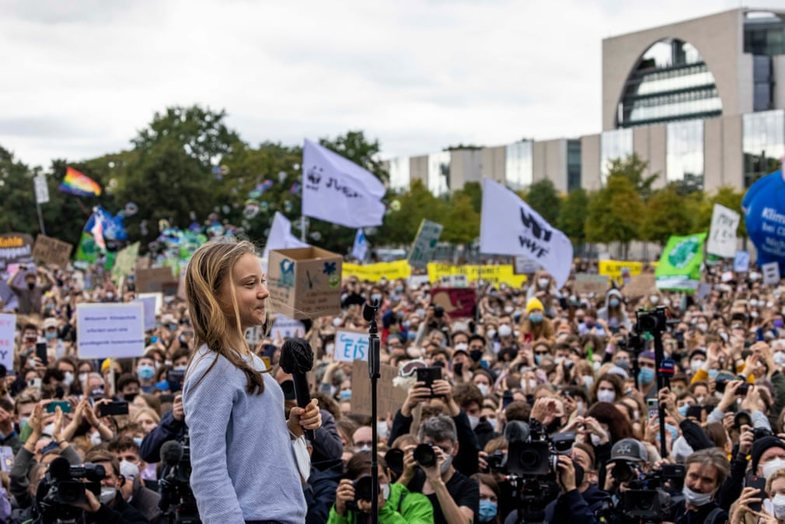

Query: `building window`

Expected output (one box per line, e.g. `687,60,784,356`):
743,109,785,187
601,128,633,183
388,157,410,191
427,152,450,197
666,119,704,192
744,11,785,56
505,141,533,190
567,140,582,191
618,39,722,128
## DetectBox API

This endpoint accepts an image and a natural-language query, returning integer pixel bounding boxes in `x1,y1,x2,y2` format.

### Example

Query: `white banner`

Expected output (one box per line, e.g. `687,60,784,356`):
479,178,573,288
262,212,308,266
77,303,145,359
0,314,16,373
302,139,385,228
707,204,740,258
334,330,370,362
762,261,781,286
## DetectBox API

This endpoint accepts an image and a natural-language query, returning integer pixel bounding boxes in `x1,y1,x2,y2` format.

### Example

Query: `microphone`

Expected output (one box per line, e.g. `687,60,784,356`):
160,440,184,467
504,420,530,443
280,338,315,441
362,299,380,322
48,456,70,480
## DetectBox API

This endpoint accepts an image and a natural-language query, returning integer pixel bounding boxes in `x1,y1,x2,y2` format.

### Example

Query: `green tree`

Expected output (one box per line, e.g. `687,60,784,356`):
523,179,561,224
640,184,698,244
558,188,589,244
380,180,447,245
606,153,658,200
695,186,747,237
442,193,479,245
585,174,643,256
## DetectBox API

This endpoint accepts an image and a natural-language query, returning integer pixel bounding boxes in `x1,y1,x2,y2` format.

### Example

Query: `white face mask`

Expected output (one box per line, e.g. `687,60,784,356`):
90,432,103,447
332,317,343,327
775,352,785,366
78,372,88,384
770,493,785,519
486,329,497,339
440,453,453,475
682,485,712,507
582,375,594,389
597,389,616,403
467,415,480,430
649,295,660,304
63,372,74,386
376,420,389,440
498,325,512,338
590,434,602,447
100,486,117,505
477,384,490,397
763,458,785,480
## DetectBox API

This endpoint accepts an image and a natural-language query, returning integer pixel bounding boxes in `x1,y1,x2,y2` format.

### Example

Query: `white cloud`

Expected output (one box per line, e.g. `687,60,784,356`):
0,0,782,168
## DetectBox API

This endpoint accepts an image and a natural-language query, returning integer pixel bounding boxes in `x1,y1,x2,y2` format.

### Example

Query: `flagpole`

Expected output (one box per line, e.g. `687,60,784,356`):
300,215,307,242
36,203,46,235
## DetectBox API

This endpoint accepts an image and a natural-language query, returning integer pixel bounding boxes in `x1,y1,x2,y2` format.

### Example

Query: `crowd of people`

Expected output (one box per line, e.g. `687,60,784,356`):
1,254,784,523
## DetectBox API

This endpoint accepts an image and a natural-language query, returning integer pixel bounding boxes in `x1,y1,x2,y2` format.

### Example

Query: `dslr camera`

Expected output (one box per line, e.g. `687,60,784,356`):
611,462,684,522
35,458,105,524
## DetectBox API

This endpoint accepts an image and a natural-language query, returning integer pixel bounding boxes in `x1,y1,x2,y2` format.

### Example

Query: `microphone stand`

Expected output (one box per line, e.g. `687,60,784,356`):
364,300,381,524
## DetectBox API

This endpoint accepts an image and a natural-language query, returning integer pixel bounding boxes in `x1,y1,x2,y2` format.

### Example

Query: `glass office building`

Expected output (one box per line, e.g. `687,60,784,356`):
388,156,410,191
505,141,533,190
600,128,632,182
743,109,785,187
427,152,450,197
666,119,704,191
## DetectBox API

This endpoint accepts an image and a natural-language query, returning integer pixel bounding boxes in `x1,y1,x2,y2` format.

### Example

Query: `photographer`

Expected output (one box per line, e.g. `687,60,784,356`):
329,451,433,523
63,450,149,523
671,448,729,524
411,415,479,524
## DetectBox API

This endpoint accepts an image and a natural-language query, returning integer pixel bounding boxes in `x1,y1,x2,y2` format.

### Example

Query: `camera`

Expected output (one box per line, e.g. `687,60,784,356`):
610,462,683,523
159,433,199,523
35,457,105,524
434,306,445,318
413,443,438,468
636,307,668,335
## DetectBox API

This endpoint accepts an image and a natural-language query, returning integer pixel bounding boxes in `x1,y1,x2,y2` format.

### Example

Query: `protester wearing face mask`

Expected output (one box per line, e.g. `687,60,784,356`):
134,356,157,394
330,451,433,523
592,373,623,405
520,298,554,343
597,289,631,332
671,448,729,523
74,450,148,523
8,266,55,316
413,416,479,524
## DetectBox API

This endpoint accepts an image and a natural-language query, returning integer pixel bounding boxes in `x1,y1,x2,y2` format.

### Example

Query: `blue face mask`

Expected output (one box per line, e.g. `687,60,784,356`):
339,389,352,401
678,404,689,417
638,367,655,384
133,437,143,447
137,365,155,381
529,313,543,324
609,298,621,308
534,354,543,365
707,369,719,379
479,500,497,523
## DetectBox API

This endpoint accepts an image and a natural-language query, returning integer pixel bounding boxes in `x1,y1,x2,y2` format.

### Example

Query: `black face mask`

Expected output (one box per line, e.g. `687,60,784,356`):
123,393,138,403
469,349,483,362
27,282,36,290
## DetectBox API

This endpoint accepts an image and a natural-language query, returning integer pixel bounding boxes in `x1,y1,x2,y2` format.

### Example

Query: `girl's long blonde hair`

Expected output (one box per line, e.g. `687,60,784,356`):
185,239,267,394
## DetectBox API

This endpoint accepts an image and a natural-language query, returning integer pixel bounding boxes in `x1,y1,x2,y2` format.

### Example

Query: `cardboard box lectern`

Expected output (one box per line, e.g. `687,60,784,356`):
268,247,342,319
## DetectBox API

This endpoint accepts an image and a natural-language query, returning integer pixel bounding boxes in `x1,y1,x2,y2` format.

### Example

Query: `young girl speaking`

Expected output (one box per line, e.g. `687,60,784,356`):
183,240,321,523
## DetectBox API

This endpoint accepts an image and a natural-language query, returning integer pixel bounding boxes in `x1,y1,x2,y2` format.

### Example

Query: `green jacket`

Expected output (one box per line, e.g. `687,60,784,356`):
327,482,434,524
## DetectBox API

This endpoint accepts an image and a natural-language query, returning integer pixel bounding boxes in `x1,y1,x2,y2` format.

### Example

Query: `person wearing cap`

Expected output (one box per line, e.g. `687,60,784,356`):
451,343,472,384
520,297,554,343
603,438,651,494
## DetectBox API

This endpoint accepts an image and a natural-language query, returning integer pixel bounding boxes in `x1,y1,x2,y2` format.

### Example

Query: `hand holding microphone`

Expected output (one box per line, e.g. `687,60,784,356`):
280,338,321,440
288,398,322,439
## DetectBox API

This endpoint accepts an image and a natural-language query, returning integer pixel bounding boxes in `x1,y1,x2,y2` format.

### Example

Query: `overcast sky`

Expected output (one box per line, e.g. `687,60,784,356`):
0,0,782,169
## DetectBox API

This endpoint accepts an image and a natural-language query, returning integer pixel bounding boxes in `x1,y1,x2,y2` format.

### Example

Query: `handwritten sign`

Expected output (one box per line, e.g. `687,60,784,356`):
707,204,739,258
32,235,73,268
351,360,407,417
0,314,16,373
334,330,369,362
77,303,145,359
574,274,609,295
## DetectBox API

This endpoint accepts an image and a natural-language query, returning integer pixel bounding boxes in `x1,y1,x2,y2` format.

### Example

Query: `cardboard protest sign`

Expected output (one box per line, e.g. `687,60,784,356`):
351,360,407,417
333,330,370,362
574,274,609,295
707,204,740,258
135,267,177,294
431,288,476,318
270,314,306,340
762,261,781,286
0,314,15,373
623,274,657,298
76,303,145,359
32,235,73,268
268,247,342,319
134,295,158,331
408,220,443,269
0,233,33,268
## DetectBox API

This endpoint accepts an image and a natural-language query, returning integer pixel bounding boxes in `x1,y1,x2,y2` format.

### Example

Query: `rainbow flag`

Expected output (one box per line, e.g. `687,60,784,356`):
59,167,101,197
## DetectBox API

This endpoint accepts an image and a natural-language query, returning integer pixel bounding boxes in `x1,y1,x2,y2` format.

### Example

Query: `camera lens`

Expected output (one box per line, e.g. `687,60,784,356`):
413,443,436,467
353,475,375,502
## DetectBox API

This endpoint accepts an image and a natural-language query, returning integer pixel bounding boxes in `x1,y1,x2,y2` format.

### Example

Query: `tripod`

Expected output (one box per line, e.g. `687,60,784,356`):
362,299,381,524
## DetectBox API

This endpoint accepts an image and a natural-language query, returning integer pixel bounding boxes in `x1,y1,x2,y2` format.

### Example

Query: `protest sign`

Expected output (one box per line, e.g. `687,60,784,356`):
598,260,643,283
408,220,443,269
34,174,49,204
135,267,177,294
431,288,476,318
351,360,407,417
0,314,15,373
76,303,145,359
342,260,411,283
0,233,33,267
32,235,73,268
268,247,342,319
655,233,706,292
623,274,657,298
407,275,430,288
112,242,140,285
135,295,158,331
270,314,306,340
707,204,740,258
137,292,163,315
480,178,573,287
514,257,540,275
733,251,750,273
333,330,370,362
574,274,609,295
743,169,785,275
762,261,781,286
427,263,527,288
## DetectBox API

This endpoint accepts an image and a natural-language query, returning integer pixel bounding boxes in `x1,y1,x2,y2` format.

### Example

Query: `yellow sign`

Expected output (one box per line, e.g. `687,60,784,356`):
427,264,527,288
343,260,412,282
598,260,643,283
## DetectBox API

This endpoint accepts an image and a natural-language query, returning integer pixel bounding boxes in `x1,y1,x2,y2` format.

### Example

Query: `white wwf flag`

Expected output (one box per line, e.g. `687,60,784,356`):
352,229,368,261
262,212,308,265
480,178,573,288
302,139,385,228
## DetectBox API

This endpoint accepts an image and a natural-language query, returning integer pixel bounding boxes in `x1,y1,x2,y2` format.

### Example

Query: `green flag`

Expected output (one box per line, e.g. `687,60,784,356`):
655,233,706,292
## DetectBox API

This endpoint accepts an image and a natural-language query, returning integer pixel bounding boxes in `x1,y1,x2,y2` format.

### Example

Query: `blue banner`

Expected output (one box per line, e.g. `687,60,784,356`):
743,170,785,273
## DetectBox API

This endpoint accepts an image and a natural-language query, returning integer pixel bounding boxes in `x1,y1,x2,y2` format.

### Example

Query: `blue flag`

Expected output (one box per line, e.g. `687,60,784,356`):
352,229,368,261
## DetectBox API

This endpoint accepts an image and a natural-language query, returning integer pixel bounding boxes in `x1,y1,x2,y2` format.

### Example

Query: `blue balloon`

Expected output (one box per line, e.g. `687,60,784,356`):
743,170,785,273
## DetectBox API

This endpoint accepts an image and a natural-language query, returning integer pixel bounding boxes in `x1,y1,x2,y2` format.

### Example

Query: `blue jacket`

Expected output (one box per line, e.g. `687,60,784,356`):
139,409,187,464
